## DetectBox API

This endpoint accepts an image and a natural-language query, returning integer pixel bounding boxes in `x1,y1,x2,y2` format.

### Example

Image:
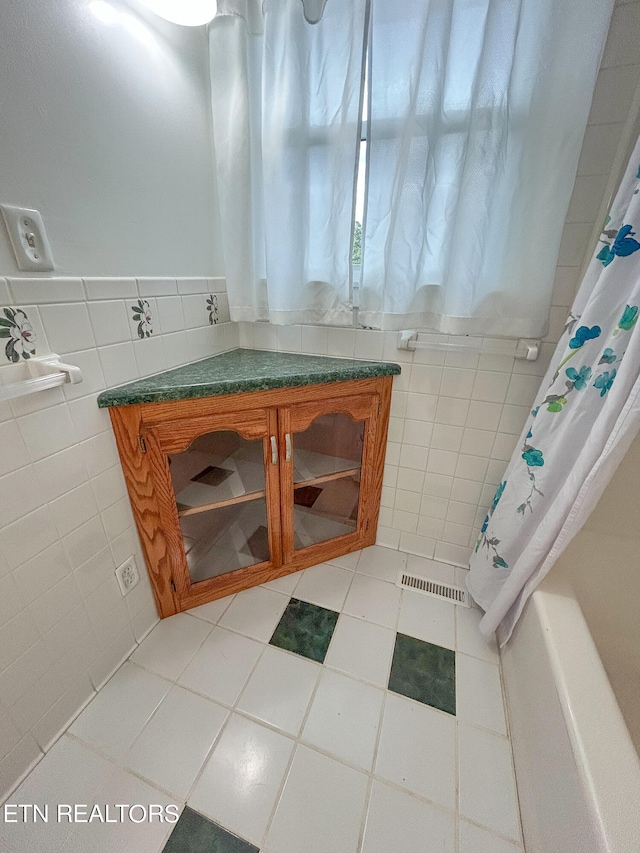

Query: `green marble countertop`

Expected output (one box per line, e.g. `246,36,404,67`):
97,348,401,407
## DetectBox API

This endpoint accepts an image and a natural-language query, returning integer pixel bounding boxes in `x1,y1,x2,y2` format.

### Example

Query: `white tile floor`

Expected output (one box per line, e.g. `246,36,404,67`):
0,546,523,853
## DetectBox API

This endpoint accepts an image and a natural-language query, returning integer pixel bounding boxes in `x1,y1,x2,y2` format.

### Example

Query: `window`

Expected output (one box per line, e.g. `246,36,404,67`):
210,0,610,336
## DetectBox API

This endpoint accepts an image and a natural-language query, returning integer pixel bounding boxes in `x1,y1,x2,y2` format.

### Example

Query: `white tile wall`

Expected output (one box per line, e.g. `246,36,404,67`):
0,274,235,800
236,318,551,564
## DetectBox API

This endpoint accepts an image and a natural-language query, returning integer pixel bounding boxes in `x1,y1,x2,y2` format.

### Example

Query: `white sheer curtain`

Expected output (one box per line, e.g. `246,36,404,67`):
359,0,614,336
209,0,368,325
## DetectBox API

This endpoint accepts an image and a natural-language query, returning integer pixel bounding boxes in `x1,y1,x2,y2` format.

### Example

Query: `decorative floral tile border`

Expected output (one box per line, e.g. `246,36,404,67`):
207,294,219,325
0,306,37,363
131,299,153,338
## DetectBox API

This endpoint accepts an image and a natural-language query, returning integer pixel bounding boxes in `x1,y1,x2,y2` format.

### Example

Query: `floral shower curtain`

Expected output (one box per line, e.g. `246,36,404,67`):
467,135,640,643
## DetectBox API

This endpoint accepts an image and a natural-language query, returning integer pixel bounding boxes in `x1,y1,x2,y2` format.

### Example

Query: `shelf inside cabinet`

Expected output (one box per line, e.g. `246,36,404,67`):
293,448,362,484
171,431,266,515
177,490,267,518
293,467,361,490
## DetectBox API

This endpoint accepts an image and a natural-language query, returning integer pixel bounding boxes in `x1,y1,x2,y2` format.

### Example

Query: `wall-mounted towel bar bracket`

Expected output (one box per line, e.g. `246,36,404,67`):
397,331,540,361
0,353,83,402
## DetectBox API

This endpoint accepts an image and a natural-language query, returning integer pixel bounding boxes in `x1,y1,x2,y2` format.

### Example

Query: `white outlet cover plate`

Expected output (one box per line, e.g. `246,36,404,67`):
1,204,55,271
115,556,140,596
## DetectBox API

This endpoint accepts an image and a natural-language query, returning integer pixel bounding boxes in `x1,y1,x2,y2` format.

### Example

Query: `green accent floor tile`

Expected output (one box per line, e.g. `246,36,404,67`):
388,633,456,715
269,598,339,663
163,807,259,853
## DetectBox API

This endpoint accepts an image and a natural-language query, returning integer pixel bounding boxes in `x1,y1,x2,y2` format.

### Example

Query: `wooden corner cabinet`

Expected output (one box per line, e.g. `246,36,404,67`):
102,354,397,619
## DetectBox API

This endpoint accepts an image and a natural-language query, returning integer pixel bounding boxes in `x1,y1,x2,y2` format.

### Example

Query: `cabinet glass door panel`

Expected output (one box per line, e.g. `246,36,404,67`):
180,498,270,582
292,412,364,548
170,431,265,513
168,430,270,583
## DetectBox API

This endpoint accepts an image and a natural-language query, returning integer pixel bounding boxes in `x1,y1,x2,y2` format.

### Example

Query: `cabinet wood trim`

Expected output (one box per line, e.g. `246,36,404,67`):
147,409,269,454
133,378,384,426
265,406,283,571
109,405,180,617
287,393,377,434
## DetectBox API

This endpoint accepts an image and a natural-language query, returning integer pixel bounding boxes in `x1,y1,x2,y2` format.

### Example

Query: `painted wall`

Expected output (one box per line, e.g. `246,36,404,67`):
0,0,223,276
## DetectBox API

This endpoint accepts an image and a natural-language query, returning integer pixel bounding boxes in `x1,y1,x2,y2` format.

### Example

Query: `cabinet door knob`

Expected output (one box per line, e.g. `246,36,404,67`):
270,435,278,464
285,432,292,462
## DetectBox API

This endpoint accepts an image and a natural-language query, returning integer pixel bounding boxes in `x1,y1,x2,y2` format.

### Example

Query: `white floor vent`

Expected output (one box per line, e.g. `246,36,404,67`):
396,571,471,607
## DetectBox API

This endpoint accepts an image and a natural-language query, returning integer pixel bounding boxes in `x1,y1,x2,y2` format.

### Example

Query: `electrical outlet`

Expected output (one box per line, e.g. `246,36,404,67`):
115,556,140,596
